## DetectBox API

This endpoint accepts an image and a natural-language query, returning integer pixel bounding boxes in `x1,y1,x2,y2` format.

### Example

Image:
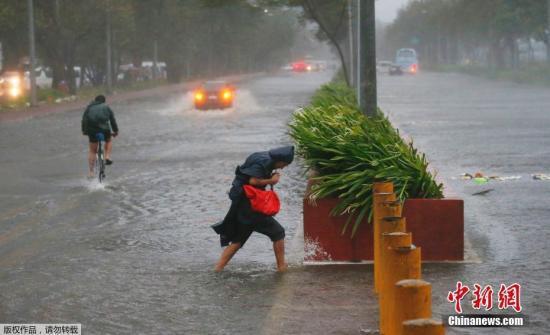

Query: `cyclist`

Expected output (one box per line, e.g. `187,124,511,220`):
81,95,119,178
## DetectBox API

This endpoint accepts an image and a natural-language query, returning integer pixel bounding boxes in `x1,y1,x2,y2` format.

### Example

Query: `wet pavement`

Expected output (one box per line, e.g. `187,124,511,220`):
1,71,377,334
379,71,550,334
1,69,548,334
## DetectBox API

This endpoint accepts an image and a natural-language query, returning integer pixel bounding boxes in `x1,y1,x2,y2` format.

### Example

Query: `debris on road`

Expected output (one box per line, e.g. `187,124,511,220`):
455,172,522,184
472,189,494,196
533,174,550,180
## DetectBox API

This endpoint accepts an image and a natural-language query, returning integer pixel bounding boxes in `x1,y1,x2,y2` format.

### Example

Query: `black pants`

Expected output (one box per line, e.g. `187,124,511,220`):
233,198,285,247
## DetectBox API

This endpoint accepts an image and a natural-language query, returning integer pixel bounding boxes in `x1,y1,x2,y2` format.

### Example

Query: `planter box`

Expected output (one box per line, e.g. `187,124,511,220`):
303,196,374,262
303,195,464,262
402,198,464,261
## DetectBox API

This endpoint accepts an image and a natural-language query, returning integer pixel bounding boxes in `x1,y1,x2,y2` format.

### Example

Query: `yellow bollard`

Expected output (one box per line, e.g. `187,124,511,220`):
403,319,445,335
373,181,394,194
373,196,399,293
375,213,405,293
378,232,413,334
390,279,432,335
380,244,421,335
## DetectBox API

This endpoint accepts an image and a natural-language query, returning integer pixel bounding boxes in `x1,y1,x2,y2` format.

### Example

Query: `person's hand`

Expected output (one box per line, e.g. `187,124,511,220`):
112,132,118,138
270,172,281,185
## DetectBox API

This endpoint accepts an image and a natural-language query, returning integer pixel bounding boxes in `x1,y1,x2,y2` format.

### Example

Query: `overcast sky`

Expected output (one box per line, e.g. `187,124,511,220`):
375,0,411,23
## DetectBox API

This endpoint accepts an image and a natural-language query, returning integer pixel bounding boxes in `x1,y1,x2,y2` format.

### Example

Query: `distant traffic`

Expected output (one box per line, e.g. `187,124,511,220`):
377,48,419,76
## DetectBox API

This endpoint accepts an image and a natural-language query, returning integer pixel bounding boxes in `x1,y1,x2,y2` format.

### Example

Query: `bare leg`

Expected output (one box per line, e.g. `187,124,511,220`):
273,239,287,272
104,139,113,160
88,142,98,177
215,242,241,272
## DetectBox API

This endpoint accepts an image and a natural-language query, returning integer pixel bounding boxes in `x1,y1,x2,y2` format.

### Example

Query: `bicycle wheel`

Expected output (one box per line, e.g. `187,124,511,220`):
98,140,106,183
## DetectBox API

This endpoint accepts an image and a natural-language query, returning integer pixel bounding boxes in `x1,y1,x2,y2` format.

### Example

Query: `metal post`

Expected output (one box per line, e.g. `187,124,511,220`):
347,0,354,87
106,1,113,94
393,279,433,335
27,0,37,106
547,0,550,64
358,0,377,116
379,233,415,334
356,0,360,104
153,40,159,80
383,245,422,335
403,319,446,335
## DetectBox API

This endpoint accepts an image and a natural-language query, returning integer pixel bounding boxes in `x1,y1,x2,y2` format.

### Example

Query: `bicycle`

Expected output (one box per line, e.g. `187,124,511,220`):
95,133,106,183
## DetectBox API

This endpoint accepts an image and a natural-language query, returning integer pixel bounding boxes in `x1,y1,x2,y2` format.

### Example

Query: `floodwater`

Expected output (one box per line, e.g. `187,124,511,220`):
379,71,550,334
1,69,549,334
0,71,336,334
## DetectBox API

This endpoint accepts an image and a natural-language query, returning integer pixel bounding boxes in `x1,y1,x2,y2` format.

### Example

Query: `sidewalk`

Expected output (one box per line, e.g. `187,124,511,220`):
260,221,378,335
0,73,261,123
261,265,377,335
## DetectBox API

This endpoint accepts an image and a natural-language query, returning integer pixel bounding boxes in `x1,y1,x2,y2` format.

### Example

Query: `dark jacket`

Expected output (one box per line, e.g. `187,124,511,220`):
212,146,294,246
82,101,119,135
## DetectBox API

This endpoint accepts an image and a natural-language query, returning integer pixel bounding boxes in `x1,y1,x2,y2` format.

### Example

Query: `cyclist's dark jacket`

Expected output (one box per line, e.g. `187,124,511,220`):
212,146,294,247
81,100,119,135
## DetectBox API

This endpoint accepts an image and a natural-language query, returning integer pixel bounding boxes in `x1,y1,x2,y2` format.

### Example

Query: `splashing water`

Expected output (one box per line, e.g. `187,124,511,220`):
303,237,332,261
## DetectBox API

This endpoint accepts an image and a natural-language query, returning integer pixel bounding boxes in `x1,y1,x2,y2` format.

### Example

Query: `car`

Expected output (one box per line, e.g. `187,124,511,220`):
395,48,419,74
0,71,25,100
280,63,293,71
389,63,403,76
193,81,235,110
292,60,313,72
376,60,393,74
24,66,53,89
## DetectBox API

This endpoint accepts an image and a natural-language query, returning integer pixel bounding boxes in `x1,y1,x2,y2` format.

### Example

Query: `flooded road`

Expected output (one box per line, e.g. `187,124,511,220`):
379,72,550,334
2,69,548,334
0,72,334,334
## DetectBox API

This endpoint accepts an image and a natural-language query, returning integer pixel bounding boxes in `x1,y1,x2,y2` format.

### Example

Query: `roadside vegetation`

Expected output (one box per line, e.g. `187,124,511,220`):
289,80,443,236
382,0,550,85
0,1,301,110
0,78,168,111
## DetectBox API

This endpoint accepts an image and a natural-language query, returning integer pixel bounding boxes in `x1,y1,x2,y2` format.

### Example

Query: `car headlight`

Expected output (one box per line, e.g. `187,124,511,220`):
9,87,21,97
8,77,20,86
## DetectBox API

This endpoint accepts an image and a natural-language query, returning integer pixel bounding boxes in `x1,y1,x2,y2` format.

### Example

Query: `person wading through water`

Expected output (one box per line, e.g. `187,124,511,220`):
212,146,294,272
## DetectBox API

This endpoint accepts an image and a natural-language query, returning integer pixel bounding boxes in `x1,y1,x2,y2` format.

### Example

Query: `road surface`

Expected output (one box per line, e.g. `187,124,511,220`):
1,69,548,334
379,71,550,334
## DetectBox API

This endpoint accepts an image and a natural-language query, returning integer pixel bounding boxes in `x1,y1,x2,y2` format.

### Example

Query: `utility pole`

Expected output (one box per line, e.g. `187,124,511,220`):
153,40,159,80
106,1,113,94
547,0,550,64
356,0,361,105
348,0,354,87
358,0,377,116
27,0,37,106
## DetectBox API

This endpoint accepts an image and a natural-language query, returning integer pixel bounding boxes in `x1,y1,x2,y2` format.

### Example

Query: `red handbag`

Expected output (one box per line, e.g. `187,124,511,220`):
242,184,281,216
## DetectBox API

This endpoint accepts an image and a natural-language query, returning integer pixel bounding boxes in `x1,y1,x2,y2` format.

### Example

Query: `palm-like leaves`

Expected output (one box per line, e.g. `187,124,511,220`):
289,82,443,237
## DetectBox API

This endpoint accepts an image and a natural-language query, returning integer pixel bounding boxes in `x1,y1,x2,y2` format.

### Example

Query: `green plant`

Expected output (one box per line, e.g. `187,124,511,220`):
289,82,443,236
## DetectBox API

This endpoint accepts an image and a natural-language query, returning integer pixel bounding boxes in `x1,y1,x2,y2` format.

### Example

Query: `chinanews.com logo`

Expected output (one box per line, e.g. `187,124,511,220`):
444,281,528,328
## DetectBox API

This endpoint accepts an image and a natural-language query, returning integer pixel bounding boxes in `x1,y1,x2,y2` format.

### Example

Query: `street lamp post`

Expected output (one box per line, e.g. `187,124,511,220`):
27,0,37,106
348,0,354,88
106,1,113,94
547,0,550,64
358,0,377,116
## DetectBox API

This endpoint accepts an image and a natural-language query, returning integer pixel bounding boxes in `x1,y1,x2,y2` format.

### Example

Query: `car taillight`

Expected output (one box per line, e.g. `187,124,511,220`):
222,90,232,100
194,91,204,101
411,64,418,72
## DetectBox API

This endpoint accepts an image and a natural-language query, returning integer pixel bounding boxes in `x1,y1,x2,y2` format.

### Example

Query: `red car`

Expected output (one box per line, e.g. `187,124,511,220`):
193,81,235,110
292,61,311,72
